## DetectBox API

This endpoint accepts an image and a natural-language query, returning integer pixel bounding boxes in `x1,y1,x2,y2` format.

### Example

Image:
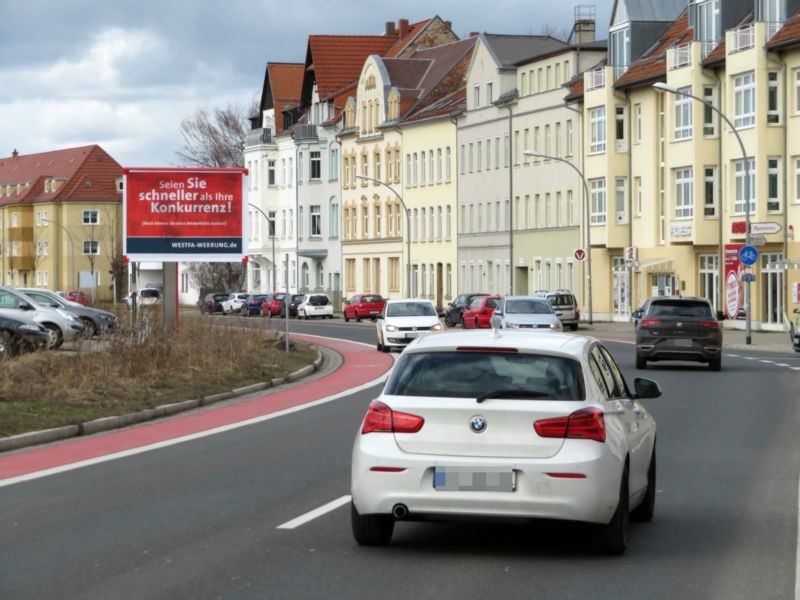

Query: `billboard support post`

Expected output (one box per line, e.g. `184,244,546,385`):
163,262,178,333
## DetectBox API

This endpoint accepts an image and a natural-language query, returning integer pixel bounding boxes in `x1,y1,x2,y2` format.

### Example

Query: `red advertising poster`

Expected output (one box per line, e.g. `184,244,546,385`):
123,167,247,261
724,243,744,320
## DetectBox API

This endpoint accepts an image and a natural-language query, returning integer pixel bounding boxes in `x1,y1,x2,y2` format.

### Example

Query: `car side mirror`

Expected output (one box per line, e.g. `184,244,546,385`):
717,310,727,321
632,309,642,319
633,378,661,399
19,302,34,311
494,310,503,316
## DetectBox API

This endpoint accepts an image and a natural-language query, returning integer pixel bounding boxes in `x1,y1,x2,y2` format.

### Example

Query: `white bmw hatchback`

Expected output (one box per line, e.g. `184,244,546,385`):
375,299,444,352
351,329,660,554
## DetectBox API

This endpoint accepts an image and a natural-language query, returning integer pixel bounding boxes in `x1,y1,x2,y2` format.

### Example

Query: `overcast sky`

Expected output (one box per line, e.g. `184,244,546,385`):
1,0,613,167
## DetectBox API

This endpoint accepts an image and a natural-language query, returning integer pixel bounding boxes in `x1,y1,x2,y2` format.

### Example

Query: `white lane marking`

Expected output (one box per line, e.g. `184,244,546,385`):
0,337,392,490
744,357,757,360
792,367,800,371
727,354,740,357
760,360,776,364
277,495,351,530
776,364,790,367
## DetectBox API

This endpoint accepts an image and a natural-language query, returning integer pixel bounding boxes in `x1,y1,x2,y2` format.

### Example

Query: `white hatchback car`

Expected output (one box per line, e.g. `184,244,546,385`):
221,293,250,315
297,294,334,319
375,299,444,352
351,330,660,554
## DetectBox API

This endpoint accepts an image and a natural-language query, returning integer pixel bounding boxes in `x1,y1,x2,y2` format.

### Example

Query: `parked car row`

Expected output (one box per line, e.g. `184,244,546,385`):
442,291,579,331
201,292,335,320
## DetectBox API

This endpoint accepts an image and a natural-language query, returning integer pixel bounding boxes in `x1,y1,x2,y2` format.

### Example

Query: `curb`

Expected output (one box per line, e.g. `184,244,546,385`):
0,346,323,454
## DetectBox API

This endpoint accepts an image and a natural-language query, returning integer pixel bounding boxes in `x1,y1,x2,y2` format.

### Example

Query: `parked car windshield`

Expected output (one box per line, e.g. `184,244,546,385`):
140,289,161,299
647,300,713,318
505,299,553,314
385,351,584,400
547,294,575,307
292,295,305,303
386,302,436,317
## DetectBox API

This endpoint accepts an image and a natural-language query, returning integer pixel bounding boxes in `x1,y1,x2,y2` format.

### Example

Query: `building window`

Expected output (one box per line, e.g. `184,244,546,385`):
615,105,626,149
36,241,48,256
362,205,369,236
794,157,800,202
413,153,419,184
589,107,606,153
704,167,717,217
268,160,276,185
566,120,573,156
699,254,719,311
635,177,643,216
329,199,339,239
445,147,452,181
767,157,781,212
473,84,481,109
437,206,443,240
389,257,399,292
733,72,755,128
703,86,718,136
674,88,692,140
615,177,627,222
634,103,642,143
82,210,99,225
310,151,321,180
446,205,452,240
420,151,426,183
298,206,304,239
299,152,304,182
330,148,339,181
310,205,321,237
674,167,693,219
486,81,493,104
436,148,443,182
374,151,381,182
83,240,99,255
794,69,800,113
734,158,755,215
375,203,381,237
590,178,606,224
768,71,780,124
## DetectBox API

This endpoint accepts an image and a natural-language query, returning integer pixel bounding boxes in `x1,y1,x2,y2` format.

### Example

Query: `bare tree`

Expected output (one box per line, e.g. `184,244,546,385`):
186,262,245,295
175,101,257,168
533,23,572,42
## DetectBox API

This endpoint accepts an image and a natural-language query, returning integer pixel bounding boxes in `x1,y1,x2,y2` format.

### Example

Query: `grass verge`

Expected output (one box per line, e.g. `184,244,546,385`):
0,314,316,437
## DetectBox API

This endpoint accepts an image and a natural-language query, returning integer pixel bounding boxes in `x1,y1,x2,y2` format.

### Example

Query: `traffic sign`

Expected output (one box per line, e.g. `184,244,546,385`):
750,222,782,235
574,248,586,261
750,234,767,246
741,273,757,282
739,245,759,266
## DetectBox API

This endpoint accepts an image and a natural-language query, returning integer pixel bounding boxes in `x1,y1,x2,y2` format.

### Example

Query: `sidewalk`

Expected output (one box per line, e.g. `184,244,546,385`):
580,321,794,353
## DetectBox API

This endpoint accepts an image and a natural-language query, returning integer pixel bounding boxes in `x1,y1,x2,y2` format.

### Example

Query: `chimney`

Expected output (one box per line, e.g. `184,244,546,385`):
399,18,410,38
12,148,18,158
385,21,396,36
444,21,452,31
469,31,480,38
572,5,596,45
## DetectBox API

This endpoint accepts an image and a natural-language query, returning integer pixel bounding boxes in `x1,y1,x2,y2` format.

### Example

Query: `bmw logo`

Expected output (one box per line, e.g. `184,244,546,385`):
470,415,487,433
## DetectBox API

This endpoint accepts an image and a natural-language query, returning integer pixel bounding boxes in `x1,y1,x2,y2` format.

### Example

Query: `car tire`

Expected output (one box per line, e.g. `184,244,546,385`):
344,314,350,322
596,466,629,555
570,323,579,331
0,330,18,358
351,501,394,546
355,311,361,322
43,323,63,349
631,447,656,523
709,357,721,371
80,317,96,339
635,354,647,369
444,313,456,328
376,341,384,351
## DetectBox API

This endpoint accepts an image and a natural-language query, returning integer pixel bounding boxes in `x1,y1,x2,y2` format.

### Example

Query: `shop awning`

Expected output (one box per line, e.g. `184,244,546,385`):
297,249,328,259
634,258,674,273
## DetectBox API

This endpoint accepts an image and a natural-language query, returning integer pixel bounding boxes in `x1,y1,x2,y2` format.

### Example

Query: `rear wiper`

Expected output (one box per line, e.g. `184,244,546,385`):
476,389,550,403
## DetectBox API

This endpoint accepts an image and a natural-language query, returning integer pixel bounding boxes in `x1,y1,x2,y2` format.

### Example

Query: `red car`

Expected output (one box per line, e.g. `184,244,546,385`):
63,290,88,306
344,294,386,322
261,293,287,316
462,295,501,329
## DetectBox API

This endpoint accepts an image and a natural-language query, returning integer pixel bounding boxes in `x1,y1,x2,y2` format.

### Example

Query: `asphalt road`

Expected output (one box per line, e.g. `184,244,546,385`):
0,316,798,599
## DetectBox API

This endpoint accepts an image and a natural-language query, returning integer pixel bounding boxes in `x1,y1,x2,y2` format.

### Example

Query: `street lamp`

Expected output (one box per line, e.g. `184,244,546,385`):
653,82,753,344
355,174,411,297
523,150,593,324
248,203,276,293
42,217,78,290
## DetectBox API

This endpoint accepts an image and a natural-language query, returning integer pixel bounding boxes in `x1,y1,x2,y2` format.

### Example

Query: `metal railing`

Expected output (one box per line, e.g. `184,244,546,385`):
612,64,628,81
700,40,717,60
766,21,783,40
586,67,606,91
293,124,318,141
729,24,755,53
669,44,692,70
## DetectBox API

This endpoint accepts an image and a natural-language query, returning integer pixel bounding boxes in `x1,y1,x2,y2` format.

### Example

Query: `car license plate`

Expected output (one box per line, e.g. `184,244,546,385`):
405,331,418,339
433,467,516,492
671,338,693,347
369,310,379,315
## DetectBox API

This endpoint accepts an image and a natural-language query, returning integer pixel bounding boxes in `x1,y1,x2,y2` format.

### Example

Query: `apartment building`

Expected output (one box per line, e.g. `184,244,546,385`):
571,0,800,328
0,146,122,300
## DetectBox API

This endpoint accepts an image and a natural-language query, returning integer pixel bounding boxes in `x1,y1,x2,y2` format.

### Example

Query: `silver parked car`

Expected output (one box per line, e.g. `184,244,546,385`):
489,296,562,331
19,288,117,337
534,290,580,331
0,286,84,348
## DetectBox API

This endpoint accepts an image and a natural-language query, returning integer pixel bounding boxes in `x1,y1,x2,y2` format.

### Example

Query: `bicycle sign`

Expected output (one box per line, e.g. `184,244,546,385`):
738,245,759,266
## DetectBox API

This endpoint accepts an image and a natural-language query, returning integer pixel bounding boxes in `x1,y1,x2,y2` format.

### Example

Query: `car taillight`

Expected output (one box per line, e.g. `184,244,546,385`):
640,318,661,328
699,320,720,328
534,407,606,442
361,401,424,434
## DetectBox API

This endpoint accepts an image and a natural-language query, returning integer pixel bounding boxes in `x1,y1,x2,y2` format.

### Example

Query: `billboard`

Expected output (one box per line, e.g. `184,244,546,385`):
123,167,247,262
724,243,744,320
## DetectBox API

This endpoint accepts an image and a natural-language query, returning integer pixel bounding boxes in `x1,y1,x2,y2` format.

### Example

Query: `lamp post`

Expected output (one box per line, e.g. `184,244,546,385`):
43,217,78,290
355,174,411,297
653,82,753,344
523,150,593,324
248,203,276,293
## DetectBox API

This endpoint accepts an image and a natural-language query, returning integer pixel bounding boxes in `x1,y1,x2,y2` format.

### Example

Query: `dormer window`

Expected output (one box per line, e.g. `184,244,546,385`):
609,25,630,78
694,0,720,42
44,179,50,193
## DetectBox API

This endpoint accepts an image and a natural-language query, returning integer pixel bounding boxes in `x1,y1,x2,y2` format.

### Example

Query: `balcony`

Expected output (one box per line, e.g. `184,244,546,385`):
586,67,606,91
700,40,718,60
766,21,783,40
728,24,755,53
244,127,273,147
668,44,692,70
293,124,318,141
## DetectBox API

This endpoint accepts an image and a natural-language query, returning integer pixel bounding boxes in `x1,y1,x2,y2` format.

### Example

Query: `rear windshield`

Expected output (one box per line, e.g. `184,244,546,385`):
273,293,286,301
468,296,488,309
292,295,305,302
308,295,330,305
505,299,552,314
140,290,160,298
487,298,500,309
386,302,436,317
385,351,584,400
547,294,575,307
647,300,712,318
362,295,383,303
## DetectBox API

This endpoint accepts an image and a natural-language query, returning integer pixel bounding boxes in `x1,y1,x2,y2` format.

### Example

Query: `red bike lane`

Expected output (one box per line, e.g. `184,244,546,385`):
0,334,392,483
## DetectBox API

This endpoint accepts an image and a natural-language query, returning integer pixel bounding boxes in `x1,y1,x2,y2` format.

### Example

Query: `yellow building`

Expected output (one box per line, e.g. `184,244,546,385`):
0,146,123,300
572,2,800,329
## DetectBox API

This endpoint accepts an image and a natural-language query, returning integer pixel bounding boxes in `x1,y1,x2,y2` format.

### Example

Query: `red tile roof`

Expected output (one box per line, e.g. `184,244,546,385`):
615,10,691,89
0,145,122,206
402,86,466,123
267,63,304,131
307,35,398,99
701,40,726,65
385,19,431,58
767,9,800,49
564,74,586,102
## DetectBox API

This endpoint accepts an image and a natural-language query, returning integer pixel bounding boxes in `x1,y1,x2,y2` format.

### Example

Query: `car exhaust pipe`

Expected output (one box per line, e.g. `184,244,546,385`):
392,504,409,519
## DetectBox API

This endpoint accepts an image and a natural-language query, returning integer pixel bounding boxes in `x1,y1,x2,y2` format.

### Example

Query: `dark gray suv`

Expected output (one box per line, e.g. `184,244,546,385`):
634,297,722,371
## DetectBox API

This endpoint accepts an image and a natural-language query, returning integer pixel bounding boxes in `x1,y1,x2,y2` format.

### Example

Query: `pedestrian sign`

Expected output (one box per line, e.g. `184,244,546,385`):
739,245,759,266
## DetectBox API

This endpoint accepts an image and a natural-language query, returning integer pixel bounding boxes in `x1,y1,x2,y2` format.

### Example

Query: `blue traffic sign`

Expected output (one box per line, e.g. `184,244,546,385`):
739,245,759,266
741,273,757,282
